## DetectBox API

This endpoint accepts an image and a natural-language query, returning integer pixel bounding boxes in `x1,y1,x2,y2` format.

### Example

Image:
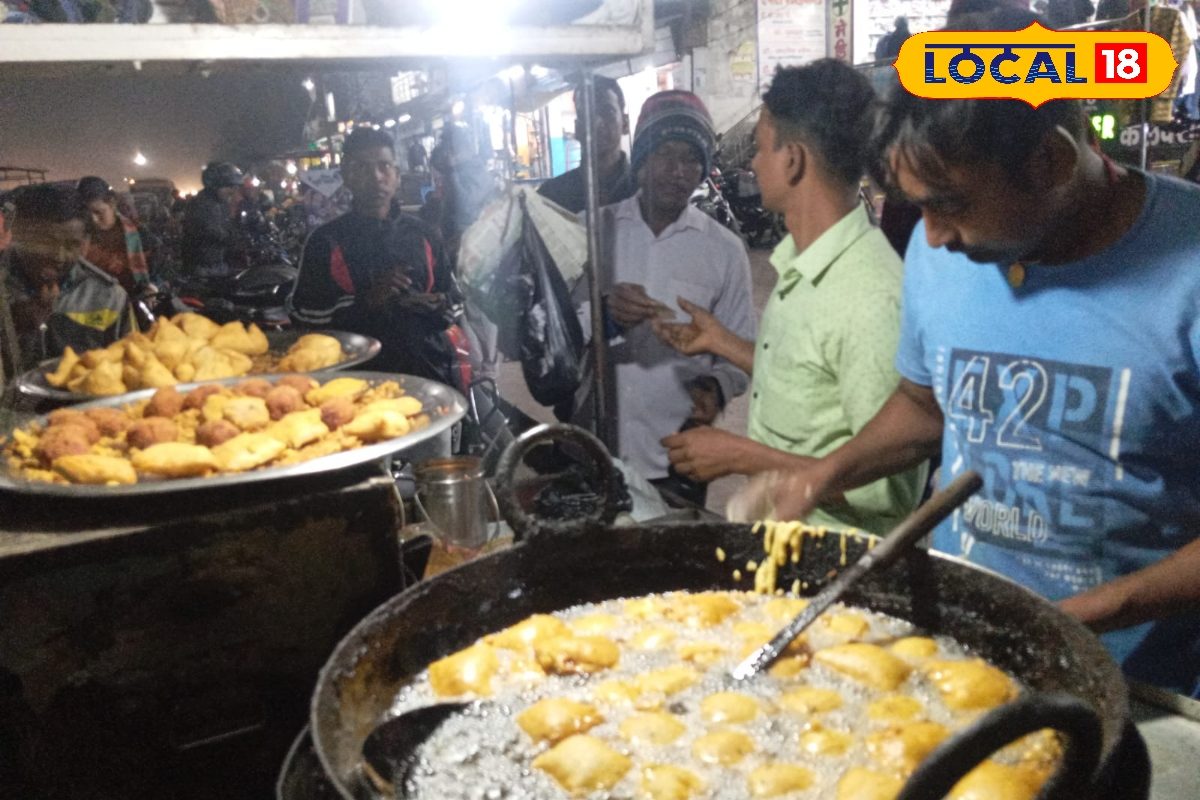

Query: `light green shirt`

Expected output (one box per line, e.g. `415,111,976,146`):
747,205,927,534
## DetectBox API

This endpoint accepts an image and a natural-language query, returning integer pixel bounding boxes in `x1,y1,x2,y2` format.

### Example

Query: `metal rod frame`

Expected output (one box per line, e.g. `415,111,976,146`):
579,69,617,453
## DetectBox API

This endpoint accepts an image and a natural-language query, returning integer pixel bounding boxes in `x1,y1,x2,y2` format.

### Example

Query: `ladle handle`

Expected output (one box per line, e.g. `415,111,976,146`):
897,692,1103,800
732,470,983,680
494,423,621,542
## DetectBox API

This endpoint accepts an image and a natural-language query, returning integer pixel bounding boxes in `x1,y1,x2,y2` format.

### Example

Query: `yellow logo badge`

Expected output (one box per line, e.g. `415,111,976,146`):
895,22,1178,107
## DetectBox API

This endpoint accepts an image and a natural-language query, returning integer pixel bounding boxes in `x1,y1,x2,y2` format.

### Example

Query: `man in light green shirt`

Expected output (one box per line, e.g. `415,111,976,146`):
654,59,926,533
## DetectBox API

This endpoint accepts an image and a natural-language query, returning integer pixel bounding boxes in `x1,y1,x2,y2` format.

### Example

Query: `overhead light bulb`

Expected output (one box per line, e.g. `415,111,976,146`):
397,114,412,124
286,162,298,175
133,151,148,166
302,78,315,92
451,100,465,116
384,119,396,128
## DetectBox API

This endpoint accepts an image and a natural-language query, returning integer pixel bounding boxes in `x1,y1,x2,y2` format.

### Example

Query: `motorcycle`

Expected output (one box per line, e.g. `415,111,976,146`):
720,168,786,249
689,172,741,238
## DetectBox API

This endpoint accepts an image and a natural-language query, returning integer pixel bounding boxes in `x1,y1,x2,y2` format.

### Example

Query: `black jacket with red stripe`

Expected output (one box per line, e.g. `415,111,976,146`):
287,209,470,387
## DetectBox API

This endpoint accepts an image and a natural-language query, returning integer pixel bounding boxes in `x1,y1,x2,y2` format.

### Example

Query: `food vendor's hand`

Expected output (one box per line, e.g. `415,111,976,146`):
653,297,728,357
608,283,671,330
395,292,446,314
771,460,840,521
663,426,741,482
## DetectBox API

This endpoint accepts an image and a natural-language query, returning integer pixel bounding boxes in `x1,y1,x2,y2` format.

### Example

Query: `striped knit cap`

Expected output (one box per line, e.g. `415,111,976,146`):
630,90,716,178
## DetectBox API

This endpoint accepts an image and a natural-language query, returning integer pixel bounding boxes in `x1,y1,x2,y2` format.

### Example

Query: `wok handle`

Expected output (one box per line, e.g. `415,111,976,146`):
493,423,621,542
897,692,1103,800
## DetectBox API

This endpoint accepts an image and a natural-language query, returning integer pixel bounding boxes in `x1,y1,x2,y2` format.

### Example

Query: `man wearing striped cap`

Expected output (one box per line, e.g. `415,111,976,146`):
582,90,755,505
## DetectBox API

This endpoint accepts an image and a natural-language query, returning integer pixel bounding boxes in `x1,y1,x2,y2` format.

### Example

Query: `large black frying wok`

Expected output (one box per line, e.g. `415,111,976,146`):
310,425,1146,800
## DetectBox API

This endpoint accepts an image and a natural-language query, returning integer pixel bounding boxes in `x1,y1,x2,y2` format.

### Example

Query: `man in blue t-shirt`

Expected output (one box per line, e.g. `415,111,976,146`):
735,69,1200,695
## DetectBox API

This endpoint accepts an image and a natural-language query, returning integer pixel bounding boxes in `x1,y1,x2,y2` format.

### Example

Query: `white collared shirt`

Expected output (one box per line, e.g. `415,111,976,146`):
585,194,756,479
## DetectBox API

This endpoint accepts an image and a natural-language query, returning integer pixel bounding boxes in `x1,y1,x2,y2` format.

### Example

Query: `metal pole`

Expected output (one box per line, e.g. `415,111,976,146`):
580,69,616,452
1140,1,1152,170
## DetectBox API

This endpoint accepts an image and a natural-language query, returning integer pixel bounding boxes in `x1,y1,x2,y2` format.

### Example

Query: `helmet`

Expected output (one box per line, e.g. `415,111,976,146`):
201,162,245,191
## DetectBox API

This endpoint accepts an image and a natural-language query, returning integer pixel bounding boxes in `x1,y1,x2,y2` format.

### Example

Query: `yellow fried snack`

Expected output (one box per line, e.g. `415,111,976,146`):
799,727,854,756
924,659,1018,711
634,665,700,698
428,643,500,697
267,409,330,449
617,711,686,746
306,377,369,406
699,691,761,724
779,686,844,714
891,637,940,662
867,722,950,774
175,312,221,341
84,359,126,396
747,764,814,797
948,761,1044,800
340,408,411,442
837,767,905,800
692,729,755,766
662,591,741,628
516,698,603,744
278,333,343,372
640,764,705,800
130,443,219,478
631,626,677,650
486,614,571,651
813,643,913,691
152,316,189,345
362,396,423,417
222,396,271,431
210,321,269,355
570,613,621,637
677,641,727,666
44,346,81,387
139,354,178,389
210,432,286,472
532,734,631,795
534,635,619,675
52,454,137,485
867,694,925,724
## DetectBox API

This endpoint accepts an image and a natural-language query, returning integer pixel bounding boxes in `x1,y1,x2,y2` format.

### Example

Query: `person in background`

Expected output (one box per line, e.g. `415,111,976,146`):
0,184,131,371
655,61,926,534
407,138,429,173
874,16,911,61
181,161,243,280
537,75,635,213
427,125,500,381
737,9,1200,696
76,176,151,297
288,127,472,390
1047,0,1094,26
584,90,755,505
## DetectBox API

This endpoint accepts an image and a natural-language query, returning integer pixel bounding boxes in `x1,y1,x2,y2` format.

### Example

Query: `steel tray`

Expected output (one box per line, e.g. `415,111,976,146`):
0,371,464,497
15,329,382,403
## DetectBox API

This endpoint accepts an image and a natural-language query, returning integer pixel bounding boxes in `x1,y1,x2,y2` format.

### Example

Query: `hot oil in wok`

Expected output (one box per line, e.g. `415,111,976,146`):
386,592,1059,799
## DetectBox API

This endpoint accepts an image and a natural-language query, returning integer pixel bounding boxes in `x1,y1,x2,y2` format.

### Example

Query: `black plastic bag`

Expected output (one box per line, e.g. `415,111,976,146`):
516,197,585,407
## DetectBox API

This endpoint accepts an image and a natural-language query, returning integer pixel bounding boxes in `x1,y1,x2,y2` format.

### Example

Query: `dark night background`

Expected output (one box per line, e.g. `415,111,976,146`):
0,68,314,192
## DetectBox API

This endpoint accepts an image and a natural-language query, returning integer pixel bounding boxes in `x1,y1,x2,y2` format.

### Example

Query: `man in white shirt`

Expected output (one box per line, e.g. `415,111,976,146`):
581,90,756,503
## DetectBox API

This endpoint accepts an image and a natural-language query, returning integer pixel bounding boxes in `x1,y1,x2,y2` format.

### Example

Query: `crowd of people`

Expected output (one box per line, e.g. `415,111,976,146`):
1,5,1198,699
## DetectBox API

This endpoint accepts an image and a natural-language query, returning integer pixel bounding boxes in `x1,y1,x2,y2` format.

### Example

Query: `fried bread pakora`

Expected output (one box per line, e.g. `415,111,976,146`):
4,377,425,487
40,316,351,396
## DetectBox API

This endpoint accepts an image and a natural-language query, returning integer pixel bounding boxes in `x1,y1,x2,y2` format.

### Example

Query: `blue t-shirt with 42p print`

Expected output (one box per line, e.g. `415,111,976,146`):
896,171,1200,697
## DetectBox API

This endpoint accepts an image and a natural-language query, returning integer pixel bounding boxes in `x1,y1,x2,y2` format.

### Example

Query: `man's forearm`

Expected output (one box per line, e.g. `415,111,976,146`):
729,437,815,475
710,332,756,375
823,379,943,494
1060,536,1200,633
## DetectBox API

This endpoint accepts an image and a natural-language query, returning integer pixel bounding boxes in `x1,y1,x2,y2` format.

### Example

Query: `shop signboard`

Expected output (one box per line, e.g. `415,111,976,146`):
827,0,853,63
758,0,828,90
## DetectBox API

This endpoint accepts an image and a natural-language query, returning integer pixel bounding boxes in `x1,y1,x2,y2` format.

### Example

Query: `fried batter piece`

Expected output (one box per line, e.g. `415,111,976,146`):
47,410,101,443
264,385,306,420
196,419,240,448
305,377,368,406
131,442,218,477
53,454,137,485
34,426,92,465
222,396,271,431
318,397,356,429
183,384,223,411
84,407,131,437
275,374,317,395
234,378,273,398
127,417,180,450
145,386,186,418
210,432,286,472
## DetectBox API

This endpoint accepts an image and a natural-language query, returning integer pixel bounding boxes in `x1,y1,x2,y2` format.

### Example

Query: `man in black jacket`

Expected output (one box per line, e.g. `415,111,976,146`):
288,128,471,389
181,161,242,279
537,75,635,213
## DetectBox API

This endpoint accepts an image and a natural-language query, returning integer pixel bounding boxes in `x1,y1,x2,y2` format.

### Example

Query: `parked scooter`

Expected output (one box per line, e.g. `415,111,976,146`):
690,172,741,238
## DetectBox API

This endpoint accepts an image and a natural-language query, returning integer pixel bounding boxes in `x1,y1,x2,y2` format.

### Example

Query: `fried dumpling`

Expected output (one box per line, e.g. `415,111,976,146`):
210,432,286,472
699,691,761,724
617,712,686,746
814,643,912,691
747,764,814,797
44,346,81,387
267,409,329,449
867,721,950,774
84,359,126,396
837,767,904,800
516,698,603,744
532,734,631,795
306,377,369,406
948,761,1044,800
799,726,854,756
53,454,137,485
174,313,221,341
640,764,704,800
533,635,619,675
692,729,755,766
924,659,1017,711
131,442,218,478
487,614,571,651
779,686,844,714
428,643,499,697
222,396,271,431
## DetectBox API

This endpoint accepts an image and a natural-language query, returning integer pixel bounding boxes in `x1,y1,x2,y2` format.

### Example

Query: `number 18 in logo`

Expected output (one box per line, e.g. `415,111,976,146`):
1095,43,1147,83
